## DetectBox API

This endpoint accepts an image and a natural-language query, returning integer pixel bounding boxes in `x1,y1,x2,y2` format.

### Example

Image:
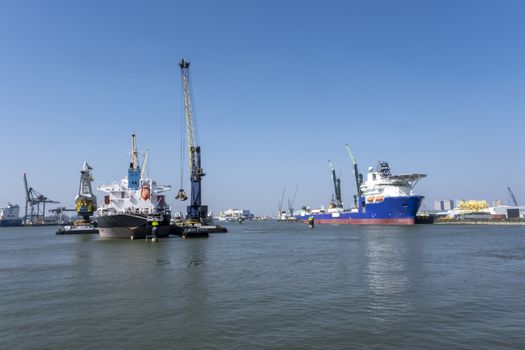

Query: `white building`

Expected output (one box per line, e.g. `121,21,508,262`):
218,209,254,221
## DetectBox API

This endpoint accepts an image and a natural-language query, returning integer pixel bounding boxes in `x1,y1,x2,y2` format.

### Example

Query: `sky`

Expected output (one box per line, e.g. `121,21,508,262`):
1,0,524,216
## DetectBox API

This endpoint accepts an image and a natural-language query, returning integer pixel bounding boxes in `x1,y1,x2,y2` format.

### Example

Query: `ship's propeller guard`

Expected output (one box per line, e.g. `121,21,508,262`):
175,189,188,201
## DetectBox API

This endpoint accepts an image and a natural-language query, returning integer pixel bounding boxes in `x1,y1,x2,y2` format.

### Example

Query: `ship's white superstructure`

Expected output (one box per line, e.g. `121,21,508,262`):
97,178,170,217
0,203,22,226
360,161,426,199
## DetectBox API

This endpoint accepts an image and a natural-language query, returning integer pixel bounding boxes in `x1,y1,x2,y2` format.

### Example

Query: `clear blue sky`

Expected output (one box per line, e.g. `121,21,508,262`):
1,0,524,216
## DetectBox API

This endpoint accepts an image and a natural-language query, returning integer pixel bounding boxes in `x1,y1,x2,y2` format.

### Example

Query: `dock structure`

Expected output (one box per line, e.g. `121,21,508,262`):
170,222,227,238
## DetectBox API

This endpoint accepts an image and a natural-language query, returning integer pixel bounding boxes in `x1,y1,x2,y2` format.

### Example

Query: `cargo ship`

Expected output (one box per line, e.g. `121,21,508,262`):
0,203,23,227
96,134,171,238
295,159,426,225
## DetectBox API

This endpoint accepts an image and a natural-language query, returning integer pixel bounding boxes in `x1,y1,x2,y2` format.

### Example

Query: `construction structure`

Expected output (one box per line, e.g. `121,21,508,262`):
23,173,59,225
328,160,343,209
75,162,97,222
345,144,363,208
277,186,287,221
174,58,226,237
55,162,99,234
508,187,519,206
287,182,299,219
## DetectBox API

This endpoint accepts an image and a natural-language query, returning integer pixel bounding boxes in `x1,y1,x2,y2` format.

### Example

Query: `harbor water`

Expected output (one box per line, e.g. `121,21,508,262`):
1,222,524,349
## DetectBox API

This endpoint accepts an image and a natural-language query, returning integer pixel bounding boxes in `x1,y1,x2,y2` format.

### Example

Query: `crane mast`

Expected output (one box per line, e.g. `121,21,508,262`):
507,187,519,206
328,160,343,208
288,182,299,216
278,186,286,218
345,144,362,207
128,133,141,190
179,58,207,222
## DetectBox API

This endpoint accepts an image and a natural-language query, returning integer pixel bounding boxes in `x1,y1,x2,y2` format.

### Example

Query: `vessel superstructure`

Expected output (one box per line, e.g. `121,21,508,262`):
0,203,23,227
96,134,171,238
295,159,426,225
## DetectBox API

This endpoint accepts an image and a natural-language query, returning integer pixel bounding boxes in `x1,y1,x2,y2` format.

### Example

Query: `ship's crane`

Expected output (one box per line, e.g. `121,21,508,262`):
328,160,343,208
75,162,97,221
23,173,59,224
507,187,519,206
176,58,208,223
345,144,363,208
128,133,141,190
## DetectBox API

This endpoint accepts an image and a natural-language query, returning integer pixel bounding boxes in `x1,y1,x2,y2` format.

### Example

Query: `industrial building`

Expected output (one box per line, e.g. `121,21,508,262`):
434,199,454,211
217,209,254,222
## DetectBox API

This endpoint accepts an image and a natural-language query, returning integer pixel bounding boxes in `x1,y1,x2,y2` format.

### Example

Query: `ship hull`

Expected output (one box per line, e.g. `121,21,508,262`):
295,196,423,225
96,214,170,239
0,219,23,227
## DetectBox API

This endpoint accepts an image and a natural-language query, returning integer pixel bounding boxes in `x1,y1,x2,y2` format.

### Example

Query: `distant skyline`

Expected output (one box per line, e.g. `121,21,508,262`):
1,0,524,216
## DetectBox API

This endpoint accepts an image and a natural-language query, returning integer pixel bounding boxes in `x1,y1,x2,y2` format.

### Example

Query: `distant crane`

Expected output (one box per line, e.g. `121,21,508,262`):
48,162,98,225
287,182,300,216
277,186,286,219
75,162,97,221
508,187,519,206
23,173,59,224
328,160,343,208
175,58,208,224
345,144,363,208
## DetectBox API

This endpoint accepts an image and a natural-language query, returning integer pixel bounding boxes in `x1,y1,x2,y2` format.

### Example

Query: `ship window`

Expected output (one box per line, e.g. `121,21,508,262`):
372,174,376,180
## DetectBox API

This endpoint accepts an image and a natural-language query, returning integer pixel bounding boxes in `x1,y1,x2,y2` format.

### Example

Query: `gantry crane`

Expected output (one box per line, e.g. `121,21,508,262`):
176,58,208,223
23,173,59,224
328,160,343,208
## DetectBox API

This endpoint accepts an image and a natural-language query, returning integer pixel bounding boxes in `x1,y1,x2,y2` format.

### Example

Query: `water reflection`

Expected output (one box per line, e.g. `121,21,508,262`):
362,227,415,323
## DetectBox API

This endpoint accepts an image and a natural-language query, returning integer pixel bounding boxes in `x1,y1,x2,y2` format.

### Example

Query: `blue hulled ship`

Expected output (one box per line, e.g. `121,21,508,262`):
295,158,426,225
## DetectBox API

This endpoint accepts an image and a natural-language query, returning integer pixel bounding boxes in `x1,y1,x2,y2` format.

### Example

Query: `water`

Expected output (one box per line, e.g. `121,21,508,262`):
1,222,524,349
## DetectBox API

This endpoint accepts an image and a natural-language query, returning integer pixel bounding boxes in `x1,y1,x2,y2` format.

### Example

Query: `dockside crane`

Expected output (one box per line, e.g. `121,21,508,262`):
345,144,363,208
23,173,59,224
176,58,208,224
50,162,98,225
507,187,519,206
328,160,343,208
75,162,97,222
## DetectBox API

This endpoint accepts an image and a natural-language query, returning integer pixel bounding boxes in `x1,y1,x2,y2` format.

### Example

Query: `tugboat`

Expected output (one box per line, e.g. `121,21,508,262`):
96,134,171,239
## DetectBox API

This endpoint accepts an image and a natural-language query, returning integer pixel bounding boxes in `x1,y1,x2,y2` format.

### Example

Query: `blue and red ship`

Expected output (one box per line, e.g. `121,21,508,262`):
295,159,426,225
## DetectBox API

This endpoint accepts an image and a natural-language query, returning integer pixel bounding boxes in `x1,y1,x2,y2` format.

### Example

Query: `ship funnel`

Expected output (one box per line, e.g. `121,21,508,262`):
175,189,188,201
